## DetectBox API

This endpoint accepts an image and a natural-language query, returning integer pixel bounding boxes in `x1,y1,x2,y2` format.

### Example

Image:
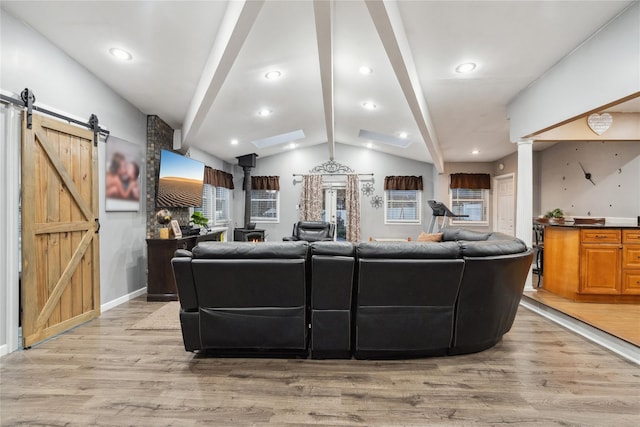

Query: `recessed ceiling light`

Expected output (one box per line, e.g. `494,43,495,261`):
362,102,377,110
257,108,272,117
366,142,374,149
471,149,480,155
359,66,373,75
285,142,297,150
109,47,132,61
264,70,282,80
398,131,408,139
230,139,239,145
455,62,476,73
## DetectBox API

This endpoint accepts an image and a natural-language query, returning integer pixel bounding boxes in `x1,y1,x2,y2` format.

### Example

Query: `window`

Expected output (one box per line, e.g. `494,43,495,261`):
194,184,230,226
384,190,421,224
450,188,489,224
251,189,279,222
214,187,230,224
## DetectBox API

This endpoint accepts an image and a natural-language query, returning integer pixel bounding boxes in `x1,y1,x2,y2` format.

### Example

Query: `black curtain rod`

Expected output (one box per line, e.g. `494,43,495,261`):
1,89,110,145
293,173,374,177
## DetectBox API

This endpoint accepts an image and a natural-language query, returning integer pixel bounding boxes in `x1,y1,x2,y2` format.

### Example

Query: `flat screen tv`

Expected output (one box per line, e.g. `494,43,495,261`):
156,149,205,208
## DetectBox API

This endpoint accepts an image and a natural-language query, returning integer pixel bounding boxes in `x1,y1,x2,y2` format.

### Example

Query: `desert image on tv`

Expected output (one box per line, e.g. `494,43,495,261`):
157,176,202,207
157,150,205,207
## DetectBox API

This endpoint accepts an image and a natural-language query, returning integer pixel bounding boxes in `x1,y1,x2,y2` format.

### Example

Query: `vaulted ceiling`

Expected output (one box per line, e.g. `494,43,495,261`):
2,0,635,170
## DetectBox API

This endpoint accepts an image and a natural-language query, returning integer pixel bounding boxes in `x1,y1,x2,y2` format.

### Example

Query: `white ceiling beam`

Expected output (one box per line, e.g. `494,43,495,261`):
313,0,335,160
180,0,265,148
365,0,444,173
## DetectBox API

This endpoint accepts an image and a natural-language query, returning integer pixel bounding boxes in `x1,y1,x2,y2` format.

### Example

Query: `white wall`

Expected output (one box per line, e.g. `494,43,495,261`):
508,2,640,139
232,143,436,241
1,10,148,353
539,141,640,218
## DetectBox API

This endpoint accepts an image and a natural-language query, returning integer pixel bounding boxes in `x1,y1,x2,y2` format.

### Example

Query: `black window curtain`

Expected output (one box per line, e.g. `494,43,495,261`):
204,167,234,189
248,176,280,191
384,176,423,191
449,173,491,189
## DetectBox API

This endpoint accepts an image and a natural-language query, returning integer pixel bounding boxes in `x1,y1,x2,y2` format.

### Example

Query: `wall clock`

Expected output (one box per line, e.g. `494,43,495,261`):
578,161,596,186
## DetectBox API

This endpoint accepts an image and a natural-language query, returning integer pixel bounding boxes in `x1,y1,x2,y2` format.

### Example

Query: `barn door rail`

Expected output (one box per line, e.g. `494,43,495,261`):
0,88,110,146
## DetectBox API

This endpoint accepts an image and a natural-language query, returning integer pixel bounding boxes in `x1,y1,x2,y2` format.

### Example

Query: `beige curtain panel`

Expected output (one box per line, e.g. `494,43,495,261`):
346,174,361,243
299,175,323,221
449,173,491,189
204,167,235,189
384,176,424,191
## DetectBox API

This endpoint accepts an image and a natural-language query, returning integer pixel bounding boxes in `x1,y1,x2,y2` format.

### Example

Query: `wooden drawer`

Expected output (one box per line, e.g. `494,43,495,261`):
623,245,640,269
622,229,640,244
622,270,640,295
580,229,620,244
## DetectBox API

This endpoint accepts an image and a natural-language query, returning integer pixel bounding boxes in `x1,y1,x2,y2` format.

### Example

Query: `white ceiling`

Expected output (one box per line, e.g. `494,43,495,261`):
2,0,635,167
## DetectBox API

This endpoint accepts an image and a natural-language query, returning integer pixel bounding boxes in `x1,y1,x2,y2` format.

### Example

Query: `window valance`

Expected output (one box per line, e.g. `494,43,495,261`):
204,167,234,189
449,173,491,189
384,176,423,191
250,176,280,191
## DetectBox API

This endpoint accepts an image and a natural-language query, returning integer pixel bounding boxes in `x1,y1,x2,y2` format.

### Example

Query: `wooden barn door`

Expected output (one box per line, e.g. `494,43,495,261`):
21,113,100,348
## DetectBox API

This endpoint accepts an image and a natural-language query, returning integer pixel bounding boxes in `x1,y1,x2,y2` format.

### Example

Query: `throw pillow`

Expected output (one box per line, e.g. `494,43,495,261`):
417,232,443,242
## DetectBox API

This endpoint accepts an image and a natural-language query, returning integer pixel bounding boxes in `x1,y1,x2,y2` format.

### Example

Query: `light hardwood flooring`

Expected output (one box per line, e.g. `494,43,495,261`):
1,297,639,426
527,275,640,346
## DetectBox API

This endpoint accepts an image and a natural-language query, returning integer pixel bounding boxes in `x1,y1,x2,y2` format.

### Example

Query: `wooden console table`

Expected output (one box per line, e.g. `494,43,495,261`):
146,231,223,301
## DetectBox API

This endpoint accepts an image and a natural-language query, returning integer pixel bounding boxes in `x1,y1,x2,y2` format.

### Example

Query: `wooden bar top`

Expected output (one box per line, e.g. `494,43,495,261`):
541,222,639,229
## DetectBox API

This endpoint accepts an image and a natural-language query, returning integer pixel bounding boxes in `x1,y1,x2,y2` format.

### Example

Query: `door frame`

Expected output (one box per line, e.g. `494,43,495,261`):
492,173,516,235
1,103,21,356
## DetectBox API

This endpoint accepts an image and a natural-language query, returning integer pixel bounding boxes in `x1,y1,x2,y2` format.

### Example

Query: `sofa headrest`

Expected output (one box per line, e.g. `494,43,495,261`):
298,221,331,230
310,241,355,257
357,241,461,259
192,241,308,259
459,239,528,257
442,228,491,242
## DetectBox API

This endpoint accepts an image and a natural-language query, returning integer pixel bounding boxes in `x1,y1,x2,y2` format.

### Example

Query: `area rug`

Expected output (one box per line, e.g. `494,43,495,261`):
127,301,181,330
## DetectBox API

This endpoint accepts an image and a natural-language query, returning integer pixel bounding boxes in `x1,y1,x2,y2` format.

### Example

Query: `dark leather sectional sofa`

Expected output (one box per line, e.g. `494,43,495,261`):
171,228,533,359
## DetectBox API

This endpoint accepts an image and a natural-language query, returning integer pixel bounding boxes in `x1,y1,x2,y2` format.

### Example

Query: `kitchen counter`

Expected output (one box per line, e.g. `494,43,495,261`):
542,225,640,303
545,222,639,229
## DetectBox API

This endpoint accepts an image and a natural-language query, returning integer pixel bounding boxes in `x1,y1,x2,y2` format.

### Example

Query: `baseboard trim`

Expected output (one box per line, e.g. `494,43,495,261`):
520,296,640,365
101,287,147,313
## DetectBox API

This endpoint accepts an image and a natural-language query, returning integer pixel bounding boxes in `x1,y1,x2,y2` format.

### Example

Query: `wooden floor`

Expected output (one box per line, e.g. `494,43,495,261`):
1,297,639,426
526,276,640,346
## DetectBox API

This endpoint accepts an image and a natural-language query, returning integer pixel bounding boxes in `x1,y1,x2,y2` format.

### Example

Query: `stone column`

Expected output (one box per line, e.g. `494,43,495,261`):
515,139,534,290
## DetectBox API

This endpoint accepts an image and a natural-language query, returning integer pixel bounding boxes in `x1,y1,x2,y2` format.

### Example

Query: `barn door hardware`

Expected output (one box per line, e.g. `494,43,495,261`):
20,88,35,129
1,88,111,143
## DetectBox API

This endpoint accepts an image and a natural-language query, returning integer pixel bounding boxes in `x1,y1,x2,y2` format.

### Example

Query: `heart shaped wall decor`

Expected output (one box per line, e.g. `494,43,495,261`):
587,113,613,135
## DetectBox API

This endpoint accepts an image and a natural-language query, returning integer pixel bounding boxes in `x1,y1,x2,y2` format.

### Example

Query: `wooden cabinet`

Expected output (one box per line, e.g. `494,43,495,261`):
146,232,223,301
622,230,640,295
579,229,621,294
544,226,640,302
146,237,192,301
579,244,621,294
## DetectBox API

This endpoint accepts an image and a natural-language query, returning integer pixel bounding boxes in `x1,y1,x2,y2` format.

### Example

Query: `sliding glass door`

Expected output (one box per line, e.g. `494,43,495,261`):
322,186,346,241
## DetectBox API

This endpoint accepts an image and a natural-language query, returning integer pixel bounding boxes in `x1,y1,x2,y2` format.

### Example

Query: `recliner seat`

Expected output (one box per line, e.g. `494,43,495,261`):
283,221,335,242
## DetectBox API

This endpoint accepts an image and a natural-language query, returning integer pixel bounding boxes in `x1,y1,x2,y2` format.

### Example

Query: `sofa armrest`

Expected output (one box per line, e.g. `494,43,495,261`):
171,256,198,311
